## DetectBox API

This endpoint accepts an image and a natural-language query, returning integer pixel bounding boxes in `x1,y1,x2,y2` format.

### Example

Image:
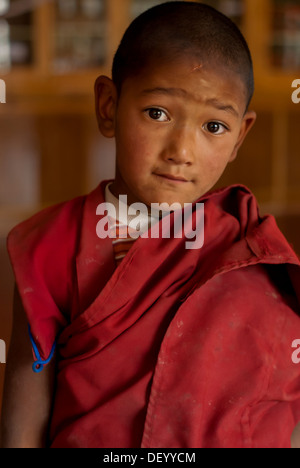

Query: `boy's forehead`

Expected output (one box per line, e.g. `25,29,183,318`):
122,57,248,114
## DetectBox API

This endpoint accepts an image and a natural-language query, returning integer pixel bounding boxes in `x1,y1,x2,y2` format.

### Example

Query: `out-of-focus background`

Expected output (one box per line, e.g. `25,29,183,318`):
0,0,299,418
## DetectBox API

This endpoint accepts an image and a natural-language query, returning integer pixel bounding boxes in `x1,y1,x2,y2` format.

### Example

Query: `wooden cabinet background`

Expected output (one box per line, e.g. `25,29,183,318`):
0,0,300,422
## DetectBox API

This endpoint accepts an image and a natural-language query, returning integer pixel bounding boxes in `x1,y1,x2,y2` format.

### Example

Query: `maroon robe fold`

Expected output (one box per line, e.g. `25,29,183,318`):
7,181,300,448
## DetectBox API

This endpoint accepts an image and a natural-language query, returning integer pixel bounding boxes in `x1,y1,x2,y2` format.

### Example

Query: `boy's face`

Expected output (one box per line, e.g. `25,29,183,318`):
96,57,256,209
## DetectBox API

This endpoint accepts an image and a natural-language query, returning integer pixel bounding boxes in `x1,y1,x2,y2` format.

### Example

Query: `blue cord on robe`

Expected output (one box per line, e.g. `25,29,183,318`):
28,325,56,373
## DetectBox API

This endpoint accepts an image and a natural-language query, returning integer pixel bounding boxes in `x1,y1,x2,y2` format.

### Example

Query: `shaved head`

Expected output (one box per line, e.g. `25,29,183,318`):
112,1,254,109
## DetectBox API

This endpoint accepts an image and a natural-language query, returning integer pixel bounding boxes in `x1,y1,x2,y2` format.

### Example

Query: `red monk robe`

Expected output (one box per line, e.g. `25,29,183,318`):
7,180,300,448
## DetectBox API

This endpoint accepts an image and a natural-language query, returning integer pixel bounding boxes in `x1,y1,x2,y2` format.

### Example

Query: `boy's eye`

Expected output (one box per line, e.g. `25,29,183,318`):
145,108,169,122
204,121,228,135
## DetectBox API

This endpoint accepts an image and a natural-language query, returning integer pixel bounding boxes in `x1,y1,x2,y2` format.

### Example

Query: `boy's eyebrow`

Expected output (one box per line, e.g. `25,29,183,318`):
141,87,239,117
205,98,239,117
141,87,188,98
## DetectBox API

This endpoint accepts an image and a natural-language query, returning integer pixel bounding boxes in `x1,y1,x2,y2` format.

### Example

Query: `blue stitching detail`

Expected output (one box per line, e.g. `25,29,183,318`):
28,325,56,373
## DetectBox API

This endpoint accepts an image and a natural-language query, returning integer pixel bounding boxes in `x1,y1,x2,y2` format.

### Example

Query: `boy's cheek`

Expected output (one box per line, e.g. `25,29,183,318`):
203,144,235,166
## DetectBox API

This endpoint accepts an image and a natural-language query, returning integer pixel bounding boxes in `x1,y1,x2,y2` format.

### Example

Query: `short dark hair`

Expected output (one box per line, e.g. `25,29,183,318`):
112,1,254,109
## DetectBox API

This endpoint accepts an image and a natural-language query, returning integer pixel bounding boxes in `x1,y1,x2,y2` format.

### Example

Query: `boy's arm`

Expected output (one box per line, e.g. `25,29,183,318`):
0,286,56,448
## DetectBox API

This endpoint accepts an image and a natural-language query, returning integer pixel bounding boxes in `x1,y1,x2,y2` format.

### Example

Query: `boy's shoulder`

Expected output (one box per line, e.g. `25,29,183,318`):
8,194,85,245
6,182,109,360
7,180,109,251
205,183,299,261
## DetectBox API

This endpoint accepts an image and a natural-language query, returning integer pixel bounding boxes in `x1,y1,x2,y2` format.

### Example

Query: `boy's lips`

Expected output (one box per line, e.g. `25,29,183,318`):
154,173,190,183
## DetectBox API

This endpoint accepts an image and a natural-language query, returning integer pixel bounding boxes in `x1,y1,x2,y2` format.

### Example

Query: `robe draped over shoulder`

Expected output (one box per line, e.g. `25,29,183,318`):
7,181,300,448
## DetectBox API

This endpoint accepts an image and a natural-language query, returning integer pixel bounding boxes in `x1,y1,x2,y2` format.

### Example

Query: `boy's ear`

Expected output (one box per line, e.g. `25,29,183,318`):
229,110,257,162
94,75,118,138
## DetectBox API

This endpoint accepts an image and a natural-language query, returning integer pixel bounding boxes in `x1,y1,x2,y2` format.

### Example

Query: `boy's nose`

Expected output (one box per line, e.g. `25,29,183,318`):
162,126,195,166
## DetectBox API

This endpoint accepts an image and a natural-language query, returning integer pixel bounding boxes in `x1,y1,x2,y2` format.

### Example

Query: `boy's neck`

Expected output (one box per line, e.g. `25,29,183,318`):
105,182,160,230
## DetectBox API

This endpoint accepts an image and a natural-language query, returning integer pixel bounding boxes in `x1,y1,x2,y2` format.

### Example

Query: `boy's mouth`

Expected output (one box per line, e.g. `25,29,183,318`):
154,173,189,183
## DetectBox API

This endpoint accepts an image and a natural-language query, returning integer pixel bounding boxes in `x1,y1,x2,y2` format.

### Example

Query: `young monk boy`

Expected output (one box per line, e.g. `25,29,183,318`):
1,1,300,448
